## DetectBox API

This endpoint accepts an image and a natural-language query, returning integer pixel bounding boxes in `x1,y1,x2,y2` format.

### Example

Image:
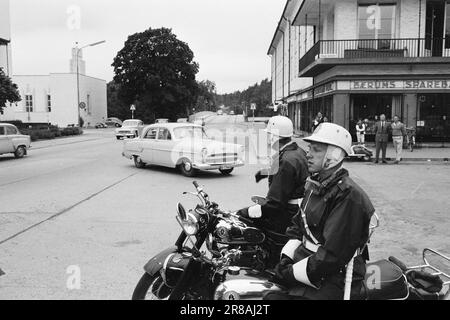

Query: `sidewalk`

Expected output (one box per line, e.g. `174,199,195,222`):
293,138,449,162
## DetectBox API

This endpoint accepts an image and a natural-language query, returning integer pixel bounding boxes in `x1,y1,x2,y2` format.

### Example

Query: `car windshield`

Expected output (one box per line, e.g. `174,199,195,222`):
123,120,140,127
173,127,207,140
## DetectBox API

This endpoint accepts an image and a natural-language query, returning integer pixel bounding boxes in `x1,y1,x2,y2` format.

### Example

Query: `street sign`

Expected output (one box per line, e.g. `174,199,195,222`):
250,103,257,110
79,102,86,110
130,105,136,111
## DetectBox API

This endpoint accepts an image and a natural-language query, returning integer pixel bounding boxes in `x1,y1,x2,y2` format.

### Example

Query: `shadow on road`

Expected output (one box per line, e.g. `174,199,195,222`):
132,164,238,180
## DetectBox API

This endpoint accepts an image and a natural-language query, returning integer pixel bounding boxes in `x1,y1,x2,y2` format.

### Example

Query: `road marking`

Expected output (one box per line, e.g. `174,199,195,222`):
0,173,138,246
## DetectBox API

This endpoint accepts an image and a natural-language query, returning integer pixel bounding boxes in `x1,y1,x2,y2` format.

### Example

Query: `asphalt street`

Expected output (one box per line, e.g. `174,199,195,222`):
0,116,449,299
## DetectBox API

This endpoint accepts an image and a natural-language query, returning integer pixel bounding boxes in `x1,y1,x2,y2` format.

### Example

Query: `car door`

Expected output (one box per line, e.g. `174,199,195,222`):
141,127,159,164
0,126,14,154
153,127,175,167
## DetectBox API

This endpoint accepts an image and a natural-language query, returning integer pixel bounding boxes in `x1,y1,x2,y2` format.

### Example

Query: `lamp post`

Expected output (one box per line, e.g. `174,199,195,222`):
75,40,106,127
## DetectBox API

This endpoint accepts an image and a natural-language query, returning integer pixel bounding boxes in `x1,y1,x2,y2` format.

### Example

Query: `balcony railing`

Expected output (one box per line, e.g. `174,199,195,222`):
299,38,450,73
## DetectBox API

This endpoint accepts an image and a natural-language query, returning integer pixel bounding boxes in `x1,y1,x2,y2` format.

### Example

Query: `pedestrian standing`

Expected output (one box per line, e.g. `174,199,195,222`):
355,119,366,145
391,115,407,164
373,114,391,164
312,112,324,132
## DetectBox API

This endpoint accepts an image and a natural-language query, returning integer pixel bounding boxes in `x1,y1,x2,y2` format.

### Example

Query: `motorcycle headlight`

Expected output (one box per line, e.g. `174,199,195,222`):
182,214,199,236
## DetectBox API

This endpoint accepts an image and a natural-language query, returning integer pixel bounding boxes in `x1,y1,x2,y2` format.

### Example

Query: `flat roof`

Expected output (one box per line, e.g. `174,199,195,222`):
267,0,291,55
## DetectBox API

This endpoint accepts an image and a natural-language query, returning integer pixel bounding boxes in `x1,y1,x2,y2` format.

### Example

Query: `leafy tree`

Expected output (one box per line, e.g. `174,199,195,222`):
0,67,21,114
215,79,273,116
111,27,199,123
107,81,131,121
195,80,217,112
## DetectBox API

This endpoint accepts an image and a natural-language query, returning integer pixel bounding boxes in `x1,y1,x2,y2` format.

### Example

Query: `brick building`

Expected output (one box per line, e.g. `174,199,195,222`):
269,0,450,142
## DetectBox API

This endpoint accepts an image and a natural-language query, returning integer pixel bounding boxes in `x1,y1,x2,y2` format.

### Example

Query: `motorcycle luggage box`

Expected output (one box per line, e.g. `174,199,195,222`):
364,259,409,300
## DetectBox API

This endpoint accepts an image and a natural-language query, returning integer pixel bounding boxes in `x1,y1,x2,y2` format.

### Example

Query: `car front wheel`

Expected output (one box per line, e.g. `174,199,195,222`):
179,159,198,177
134,156,146,168
219,168,234,175
14,146,26,159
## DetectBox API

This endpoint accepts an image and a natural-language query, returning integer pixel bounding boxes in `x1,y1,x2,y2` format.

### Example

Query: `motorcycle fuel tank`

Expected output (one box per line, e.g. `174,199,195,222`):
214,268,286,300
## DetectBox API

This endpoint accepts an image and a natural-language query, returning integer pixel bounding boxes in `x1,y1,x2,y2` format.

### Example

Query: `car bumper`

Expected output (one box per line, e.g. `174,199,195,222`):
192,159,245,171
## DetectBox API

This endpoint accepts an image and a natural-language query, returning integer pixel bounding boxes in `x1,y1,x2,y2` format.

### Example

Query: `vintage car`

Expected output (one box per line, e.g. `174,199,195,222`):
0,123,31,159
122,123,245,176
105,117,123,128
115,119,145,140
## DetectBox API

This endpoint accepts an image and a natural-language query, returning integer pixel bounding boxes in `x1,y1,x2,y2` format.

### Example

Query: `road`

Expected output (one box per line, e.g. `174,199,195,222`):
0,117,449,299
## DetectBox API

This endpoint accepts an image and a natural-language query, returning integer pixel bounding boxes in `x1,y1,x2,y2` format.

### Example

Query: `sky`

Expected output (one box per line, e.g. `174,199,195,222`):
8,0,284,94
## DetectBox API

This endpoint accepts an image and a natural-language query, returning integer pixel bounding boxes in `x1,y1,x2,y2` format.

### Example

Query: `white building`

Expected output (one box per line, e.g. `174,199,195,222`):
269,0,450,141
0,0,13,76
1,49,107,128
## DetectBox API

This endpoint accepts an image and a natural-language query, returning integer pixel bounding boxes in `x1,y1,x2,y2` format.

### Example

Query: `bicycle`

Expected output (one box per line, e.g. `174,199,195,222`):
406,127,416,152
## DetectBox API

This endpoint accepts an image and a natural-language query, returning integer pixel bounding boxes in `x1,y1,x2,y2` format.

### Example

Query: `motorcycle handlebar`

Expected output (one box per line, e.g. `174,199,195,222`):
193,181,200,189
389,256,408,272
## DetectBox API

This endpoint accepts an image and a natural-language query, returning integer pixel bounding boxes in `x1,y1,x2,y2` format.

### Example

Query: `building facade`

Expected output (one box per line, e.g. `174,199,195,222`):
269,0,450,142
0,49,107,128
0,0,13,76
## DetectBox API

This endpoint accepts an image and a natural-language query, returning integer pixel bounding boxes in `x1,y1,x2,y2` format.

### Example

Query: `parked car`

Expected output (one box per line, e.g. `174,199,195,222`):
177,118,188,123
230,111,235,115
156,119,169,124
115,119,145,140
122,123,244,176
0,123,31,159
95,122,108,129
217,109,223,115
105,117,123,128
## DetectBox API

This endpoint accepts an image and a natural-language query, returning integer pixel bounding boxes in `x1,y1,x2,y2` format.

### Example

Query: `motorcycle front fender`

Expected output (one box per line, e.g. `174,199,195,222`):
143,246,178,277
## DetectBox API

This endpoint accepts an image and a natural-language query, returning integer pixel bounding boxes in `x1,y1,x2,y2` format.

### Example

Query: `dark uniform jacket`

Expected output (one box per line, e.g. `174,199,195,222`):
258,141,309,234
374,121,392,143
286,168,375,300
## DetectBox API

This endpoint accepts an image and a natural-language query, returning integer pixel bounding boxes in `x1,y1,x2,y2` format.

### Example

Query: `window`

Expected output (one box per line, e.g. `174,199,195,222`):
173,127,207,140
358,3,396,49
47,95,52,112
0,126,5,135
144,128,158,139
446,2,450,48
6,126,18,135
25,95,33,112
158,128,172,140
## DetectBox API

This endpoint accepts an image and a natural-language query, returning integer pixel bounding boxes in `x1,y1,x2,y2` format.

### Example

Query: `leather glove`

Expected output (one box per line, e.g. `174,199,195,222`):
279,255,294,267
274,261,297,288
255,169,269,183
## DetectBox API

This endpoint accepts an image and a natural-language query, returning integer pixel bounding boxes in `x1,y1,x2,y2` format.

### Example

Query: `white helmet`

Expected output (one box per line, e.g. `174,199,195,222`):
303,123,352,156
265,116,294,138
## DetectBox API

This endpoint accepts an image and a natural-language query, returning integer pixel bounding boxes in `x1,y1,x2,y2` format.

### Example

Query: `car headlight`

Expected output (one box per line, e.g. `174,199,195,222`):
182,215,199,236
201,148,208,163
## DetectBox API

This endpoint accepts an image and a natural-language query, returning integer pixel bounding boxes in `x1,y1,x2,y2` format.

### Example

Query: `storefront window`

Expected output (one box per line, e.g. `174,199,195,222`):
358,3,396,49
446,2,450,49
351,94,398,136
417,94,450,141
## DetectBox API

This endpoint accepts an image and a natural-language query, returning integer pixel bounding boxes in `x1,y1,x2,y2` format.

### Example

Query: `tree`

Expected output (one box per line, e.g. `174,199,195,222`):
214,79,272,116
0,67,21,114
196,80,217,112
111,27,199,123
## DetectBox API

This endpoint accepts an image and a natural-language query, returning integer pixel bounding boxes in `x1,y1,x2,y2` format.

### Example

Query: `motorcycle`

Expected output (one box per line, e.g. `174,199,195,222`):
132,181,450,300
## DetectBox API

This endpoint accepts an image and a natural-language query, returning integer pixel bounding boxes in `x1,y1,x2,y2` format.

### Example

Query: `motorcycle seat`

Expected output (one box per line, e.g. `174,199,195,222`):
363,259,409,300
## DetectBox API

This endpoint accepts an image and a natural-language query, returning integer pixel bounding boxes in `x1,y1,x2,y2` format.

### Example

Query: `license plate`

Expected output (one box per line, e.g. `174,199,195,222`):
220,166,232,170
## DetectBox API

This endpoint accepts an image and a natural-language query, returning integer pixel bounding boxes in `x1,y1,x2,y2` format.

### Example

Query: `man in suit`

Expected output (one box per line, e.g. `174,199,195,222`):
373,114,391,164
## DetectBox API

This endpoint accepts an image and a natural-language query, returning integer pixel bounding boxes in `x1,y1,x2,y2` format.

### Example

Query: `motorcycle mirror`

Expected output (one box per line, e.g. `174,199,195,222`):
177,203,187,221
251,195,268,206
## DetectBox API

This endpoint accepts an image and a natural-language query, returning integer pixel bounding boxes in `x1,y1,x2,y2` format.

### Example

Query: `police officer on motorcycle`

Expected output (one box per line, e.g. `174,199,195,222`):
266,123,375,300
237,116,309,235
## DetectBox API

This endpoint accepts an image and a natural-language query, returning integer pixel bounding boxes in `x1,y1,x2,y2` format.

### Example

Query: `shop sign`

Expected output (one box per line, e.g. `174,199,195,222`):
351,80,450,90
315,82,336,96
417,121,425,127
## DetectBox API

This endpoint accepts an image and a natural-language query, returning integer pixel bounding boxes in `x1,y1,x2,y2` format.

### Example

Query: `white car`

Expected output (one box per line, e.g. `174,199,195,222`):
0,123,31,158
115,119,145,140
122,123,245,176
